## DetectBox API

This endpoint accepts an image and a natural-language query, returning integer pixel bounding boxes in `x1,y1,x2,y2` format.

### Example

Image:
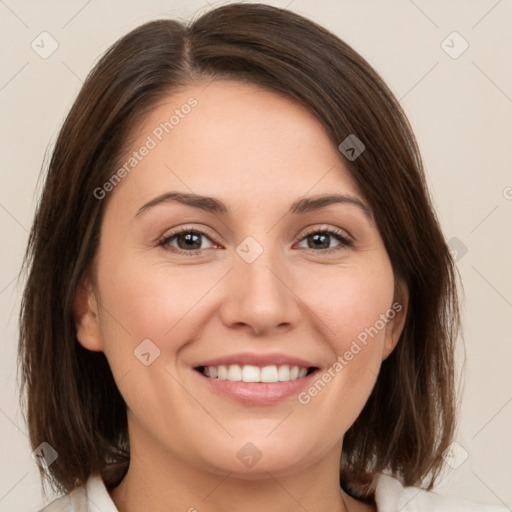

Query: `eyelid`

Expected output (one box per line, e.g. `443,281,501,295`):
293,225,353,252
296,224,352,242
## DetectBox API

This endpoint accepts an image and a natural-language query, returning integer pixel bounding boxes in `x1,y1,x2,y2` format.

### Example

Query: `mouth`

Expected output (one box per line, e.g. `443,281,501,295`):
194,364,318,383
190,352,322,404
193,364,320,404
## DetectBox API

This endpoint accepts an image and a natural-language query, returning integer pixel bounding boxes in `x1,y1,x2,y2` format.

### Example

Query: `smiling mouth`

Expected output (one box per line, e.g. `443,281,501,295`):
195,364,318,383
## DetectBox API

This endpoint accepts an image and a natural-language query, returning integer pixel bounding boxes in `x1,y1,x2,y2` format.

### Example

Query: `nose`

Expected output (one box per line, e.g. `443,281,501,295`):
218,243,302,336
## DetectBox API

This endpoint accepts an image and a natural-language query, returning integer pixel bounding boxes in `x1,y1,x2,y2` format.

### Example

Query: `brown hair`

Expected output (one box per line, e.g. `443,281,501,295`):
18,2,460,502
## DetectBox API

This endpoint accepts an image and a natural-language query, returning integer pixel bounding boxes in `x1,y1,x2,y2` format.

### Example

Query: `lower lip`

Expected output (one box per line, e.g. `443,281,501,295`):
194,369,319,404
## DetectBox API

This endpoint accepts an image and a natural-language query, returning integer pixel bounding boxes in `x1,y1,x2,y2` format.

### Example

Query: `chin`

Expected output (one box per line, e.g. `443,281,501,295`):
196,435,320,479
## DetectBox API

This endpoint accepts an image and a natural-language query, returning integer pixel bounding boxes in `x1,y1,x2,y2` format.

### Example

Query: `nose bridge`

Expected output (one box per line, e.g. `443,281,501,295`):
237,234,287,301
219,233,300,334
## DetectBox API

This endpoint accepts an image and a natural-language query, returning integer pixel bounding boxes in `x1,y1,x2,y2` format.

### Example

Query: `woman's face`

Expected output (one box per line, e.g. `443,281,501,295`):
76,80,407,478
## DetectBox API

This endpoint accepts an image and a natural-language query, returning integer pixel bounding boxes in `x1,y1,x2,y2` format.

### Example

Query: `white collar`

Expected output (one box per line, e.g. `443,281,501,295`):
373,472,508,511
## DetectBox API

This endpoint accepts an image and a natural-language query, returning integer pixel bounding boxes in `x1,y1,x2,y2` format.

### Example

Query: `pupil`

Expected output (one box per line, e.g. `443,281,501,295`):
179,232,201,250
310,233,329,249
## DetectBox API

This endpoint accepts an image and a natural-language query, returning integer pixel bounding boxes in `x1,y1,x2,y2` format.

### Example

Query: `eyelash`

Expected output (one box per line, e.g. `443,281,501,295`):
157,225,353,256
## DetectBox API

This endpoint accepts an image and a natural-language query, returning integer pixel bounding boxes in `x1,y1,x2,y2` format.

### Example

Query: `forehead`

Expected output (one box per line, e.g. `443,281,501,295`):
110,80,365,212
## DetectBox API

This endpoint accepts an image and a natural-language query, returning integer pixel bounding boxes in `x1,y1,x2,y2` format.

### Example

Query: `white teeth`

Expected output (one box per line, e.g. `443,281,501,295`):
242,365,260,382
201,364,311,382
226,364,242,381
218,365,228,380
277,365,290,381
261,366,279,382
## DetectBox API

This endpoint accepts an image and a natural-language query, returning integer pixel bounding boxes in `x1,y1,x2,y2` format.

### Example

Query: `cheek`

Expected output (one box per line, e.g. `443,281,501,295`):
93,254,223,420
296,260,395,415
95,250,224,353
305,260,395,348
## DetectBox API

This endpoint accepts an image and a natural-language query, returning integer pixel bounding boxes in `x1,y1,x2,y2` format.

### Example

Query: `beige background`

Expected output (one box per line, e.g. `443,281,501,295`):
1,0,511,510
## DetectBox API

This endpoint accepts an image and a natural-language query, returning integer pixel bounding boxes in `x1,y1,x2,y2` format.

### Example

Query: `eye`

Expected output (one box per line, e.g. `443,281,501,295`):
158,227,217,254
158,225,353,256
296,227,352,252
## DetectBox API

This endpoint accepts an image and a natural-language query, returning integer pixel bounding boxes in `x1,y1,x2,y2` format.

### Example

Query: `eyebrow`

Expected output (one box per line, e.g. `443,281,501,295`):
135,191,372,220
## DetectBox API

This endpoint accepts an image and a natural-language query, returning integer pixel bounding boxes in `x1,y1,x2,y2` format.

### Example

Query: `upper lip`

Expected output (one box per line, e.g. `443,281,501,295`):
193,352,319,369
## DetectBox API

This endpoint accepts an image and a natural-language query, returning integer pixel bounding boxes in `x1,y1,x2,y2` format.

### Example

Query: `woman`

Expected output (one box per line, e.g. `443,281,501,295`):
18,3,506,511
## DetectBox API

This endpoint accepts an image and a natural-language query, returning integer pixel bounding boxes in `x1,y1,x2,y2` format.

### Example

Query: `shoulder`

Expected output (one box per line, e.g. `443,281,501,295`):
37,473,118,512
37,487,87,511
374,473,509,511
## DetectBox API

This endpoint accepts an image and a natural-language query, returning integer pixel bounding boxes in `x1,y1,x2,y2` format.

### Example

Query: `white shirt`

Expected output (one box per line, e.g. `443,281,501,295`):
38,472,508,512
